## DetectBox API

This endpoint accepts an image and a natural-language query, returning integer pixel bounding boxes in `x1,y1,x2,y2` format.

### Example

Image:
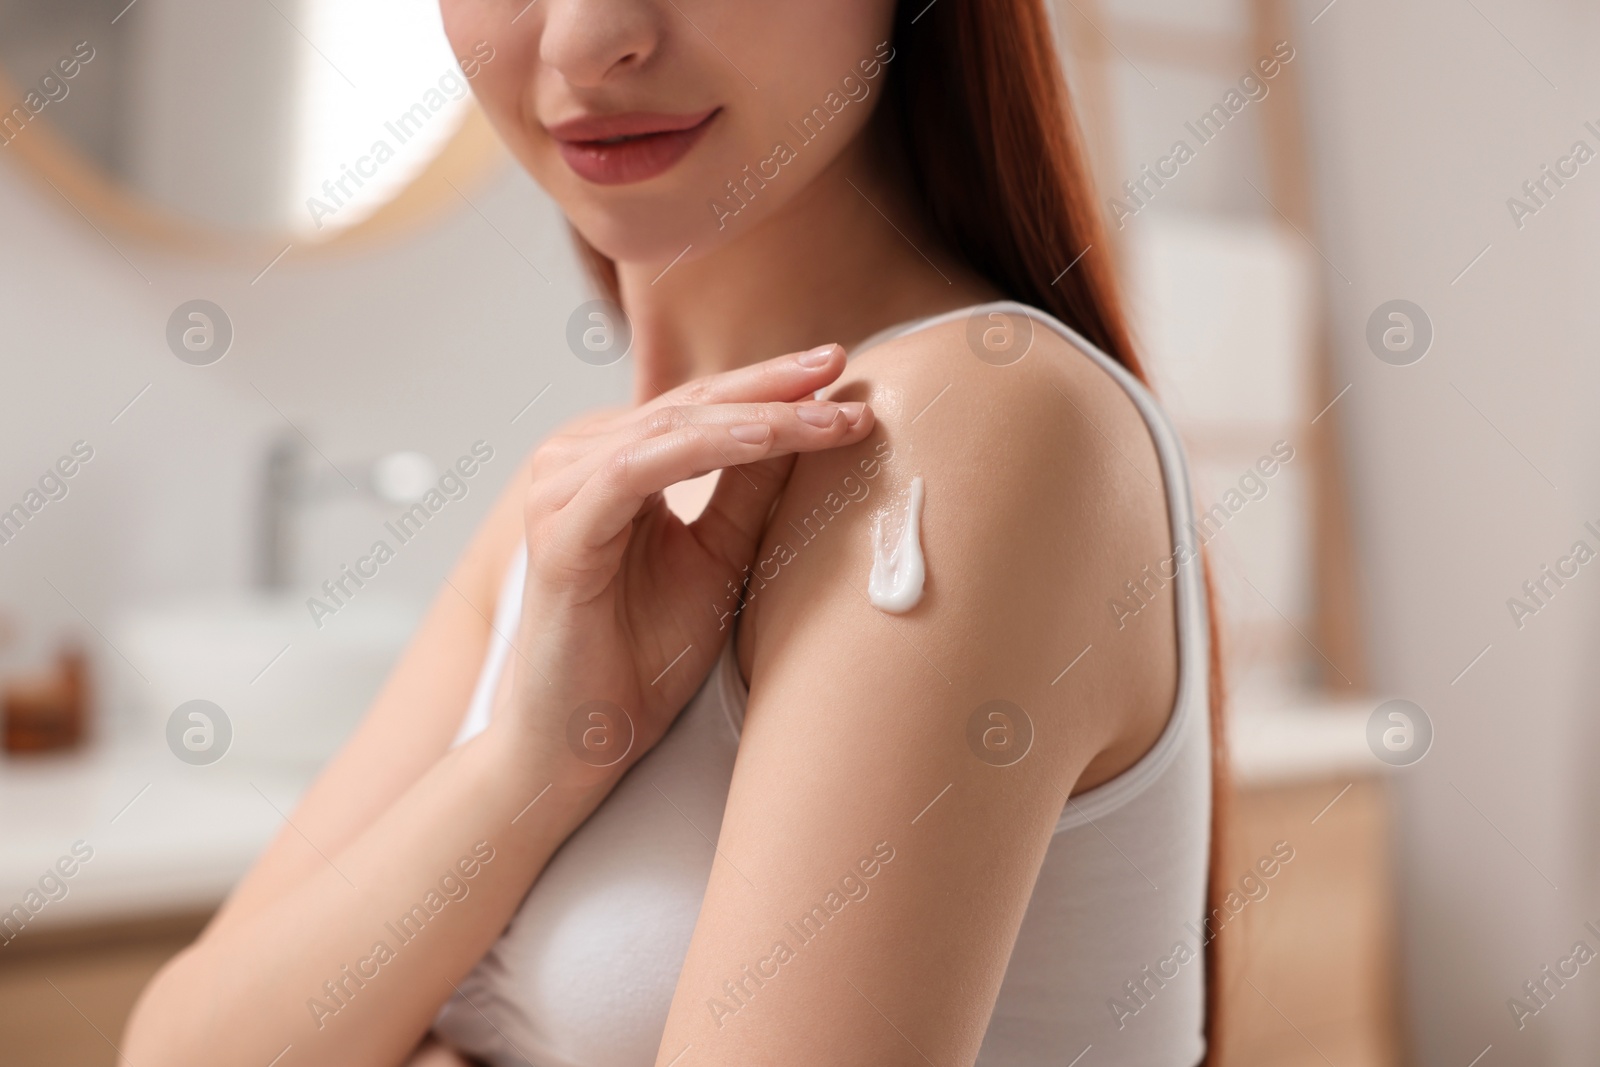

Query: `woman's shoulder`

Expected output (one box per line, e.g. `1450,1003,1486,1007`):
841,305,1167,489
740,308,1179,772
822,307,1173,572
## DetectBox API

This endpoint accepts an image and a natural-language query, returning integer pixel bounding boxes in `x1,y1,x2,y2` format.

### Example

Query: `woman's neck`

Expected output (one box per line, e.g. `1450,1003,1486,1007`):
615,132,997,403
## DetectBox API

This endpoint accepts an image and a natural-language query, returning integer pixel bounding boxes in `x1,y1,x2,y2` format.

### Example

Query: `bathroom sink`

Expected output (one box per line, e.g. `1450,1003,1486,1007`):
112,592,423,769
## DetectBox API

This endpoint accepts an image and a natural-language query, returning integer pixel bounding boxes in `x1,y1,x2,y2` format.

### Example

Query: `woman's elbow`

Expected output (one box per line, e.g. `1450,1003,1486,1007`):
122,943,221,1067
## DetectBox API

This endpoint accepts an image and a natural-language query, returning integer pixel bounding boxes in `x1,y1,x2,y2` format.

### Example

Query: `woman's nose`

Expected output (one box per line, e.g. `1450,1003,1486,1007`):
539,0,662,87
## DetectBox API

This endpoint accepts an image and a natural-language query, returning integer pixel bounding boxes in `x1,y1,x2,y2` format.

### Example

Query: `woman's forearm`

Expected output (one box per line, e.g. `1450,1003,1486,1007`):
125,725,607,1067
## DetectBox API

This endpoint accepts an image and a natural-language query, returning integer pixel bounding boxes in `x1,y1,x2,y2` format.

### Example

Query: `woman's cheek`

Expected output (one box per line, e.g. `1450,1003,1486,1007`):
437,0,491,64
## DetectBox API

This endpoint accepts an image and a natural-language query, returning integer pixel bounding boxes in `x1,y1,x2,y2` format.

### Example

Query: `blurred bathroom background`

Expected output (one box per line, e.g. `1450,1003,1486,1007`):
1,0,1596,1064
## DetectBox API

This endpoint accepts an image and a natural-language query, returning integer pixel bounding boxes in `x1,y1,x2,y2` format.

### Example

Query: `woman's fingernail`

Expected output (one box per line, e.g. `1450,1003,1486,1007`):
730,423,771,444
795,403,841,427
840,402,867,426
796,344,837,369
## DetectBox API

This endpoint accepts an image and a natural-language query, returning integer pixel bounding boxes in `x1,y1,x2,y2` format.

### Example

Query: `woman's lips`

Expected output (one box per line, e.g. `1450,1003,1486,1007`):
548,108,721,185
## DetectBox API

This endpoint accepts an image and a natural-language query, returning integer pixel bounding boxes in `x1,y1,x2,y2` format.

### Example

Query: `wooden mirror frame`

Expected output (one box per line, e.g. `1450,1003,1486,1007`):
0,69,508,261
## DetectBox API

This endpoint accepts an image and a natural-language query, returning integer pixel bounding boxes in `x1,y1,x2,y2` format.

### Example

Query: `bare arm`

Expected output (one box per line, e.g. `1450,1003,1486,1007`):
124,349,877,1067
215,447,534,931
131,687,618,1063
122,444,611,1064
654,324,1179,1065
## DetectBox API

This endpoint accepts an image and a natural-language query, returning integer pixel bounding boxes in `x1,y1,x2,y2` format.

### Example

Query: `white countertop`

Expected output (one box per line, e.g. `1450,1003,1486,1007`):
0,742,312,936
1,689,1386,934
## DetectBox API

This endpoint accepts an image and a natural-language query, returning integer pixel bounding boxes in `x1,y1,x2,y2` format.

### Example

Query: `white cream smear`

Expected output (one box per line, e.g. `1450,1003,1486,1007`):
868,476,926,613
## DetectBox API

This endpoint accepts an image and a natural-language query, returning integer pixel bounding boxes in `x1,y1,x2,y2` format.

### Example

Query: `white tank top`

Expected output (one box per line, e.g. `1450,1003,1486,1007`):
435,302,1212,1067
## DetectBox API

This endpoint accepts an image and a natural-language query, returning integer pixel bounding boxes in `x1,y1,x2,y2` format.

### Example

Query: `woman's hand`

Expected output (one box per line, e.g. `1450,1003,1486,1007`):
499,343,873,782
121,345,870,1067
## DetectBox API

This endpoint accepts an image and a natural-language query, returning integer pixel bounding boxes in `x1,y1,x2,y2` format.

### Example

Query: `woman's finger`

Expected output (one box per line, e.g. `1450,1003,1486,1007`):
640,343,847,414
540,402,874,561
527,406,631,481
526,400,872,517
688,453,799,576
526,347,848,481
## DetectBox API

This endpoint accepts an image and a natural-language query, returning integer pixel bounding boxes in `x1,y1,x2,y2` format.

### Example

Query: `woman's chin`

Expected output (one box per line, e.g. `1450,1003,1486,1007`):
566,210,724,277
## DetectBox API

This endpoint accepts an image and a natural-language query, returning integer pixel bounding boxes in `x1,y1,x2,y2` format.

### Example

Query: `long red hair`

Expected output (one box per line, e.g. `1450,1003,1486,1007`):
573,0,1231,1056
881,3,1231,1057
888,3,1233,1058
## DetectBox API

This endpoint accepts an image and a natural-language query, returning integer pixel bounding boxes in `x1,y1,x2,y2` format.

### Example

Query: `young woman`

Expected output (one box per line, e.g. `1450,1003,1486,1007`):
126,1,1223,1064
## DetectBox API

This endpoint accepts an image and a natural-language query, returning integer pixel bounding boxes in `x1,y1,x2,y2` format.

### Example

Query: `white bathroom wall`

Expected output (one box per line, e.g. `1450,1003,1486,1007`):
5,5,1600,1058
0,149,619,722
1294,2,1600,1064
128,0,301,229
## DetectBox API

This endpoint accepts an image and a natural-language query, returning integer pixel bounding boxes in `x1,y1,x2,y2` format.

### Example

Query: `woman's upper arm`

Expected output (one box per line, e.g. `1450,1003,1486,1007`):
654,326,1178,1066
206,449,533,935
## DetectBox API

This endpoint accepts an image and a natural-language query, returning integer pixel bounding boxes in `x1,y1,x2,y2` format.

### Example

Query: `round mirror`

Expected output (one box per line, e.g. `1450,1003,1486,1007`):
0,0,500,245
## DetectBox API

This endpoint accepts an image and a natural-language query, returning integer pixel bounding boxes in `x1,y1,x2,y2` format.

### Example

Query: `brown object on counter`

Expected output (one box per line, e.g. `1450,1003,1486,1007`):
3,646,89,754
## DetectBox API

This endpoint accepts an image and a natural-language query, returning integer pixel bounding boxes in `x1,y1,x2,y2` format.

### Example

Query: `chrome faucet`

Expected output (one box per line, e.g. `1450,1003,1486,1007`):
255,432,437,590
